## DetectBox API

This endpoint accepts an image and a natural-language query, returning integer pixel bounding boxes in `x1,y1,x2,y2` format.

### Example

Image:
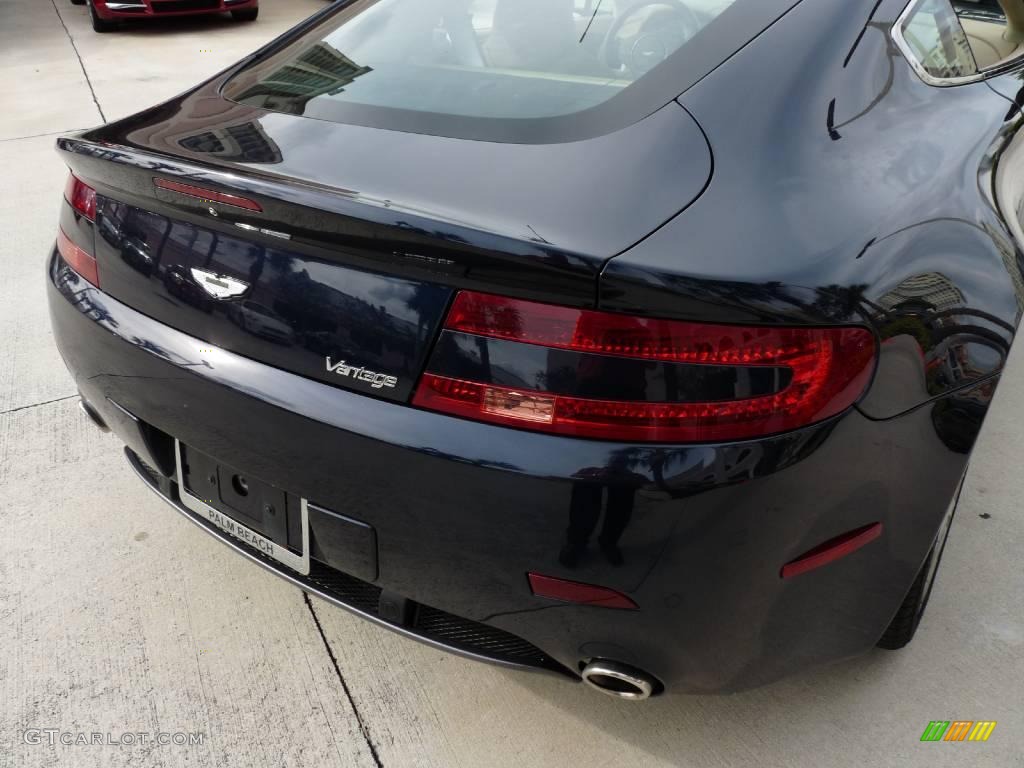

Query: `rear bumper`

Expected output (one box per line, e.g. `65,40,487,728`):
123,446,571,676
93,0,256,20
47,253,981,693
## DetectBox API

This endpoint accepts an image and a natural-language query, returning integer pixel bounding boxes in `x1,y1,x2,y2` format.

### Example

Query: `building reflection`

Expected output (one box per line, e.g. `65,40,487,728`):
871,272,1010,395
178,120,282,164
876,271,964,313
124,89,284,165
232,41,373,116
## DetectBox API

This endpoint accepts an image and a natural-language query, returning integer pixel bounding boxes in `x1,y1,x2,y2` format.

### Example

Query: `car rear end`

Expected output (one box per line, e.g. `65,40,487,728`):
92,0,257,21
47,193,894,694
46,0,972,695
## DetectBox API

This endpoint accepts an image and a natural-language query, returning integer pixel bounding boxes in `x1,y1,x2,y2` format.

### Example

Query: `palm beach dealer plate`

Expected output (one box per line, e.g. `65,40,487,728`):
174,440,310,575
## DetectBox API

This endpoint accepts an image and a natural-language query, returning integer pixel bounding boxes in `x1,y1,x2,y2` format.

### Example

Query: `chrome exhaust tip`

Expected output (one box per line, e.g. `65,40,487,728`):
79,398,110,433
580,660,656,701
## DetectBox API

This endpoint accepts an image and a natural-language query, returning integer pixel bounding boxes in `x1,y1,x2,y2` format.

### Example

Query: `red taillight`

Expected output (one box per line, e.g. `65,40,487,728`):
154,178,263,212
413,291,876,443
56,228,99,286
64,174,96,221
59,173,99,285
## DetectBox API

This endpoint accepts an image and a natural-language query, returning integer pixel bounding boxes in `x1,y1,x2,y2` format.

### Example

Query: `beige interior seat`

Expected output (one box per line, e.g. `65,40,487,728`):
961,17,1022,69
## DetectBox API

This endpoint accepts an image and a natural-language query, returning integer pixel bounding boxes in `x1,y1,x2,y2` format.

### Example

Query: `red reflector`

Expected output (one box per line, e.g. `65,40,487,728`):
57,228,99,286
154,178,263,212
415,291,877,442
64,174,96,221
780,522,883,579
528,573,638,610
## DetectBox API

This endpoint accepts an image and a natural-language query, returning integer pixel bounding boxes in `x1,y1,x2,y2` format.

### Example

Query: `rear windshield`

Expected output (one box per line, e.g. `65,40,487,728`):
223,0,746,142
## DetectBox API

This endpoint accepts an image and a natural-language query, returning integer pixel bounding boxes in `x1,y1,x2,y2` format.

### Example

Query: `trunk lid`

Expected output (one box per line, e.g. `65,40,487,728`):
89,191,448,401
57,92,711,401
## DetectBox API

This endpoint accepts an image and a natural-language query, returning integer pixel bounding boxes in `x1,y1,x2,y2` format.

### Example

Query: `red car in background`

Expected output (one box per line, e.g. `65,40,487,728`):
71,0,259,32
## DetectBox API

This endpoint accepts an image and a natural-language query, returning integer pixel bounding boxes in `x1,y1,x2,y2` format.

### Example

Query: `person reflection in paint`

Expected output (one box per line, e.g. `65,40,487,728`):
559,319,648,568
560,477,636,568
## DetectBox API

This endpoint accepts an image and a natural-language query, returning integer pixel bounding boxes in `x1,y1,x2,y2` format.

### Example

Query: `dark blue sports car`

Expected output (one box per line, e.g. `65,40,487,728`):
48,0,1024,698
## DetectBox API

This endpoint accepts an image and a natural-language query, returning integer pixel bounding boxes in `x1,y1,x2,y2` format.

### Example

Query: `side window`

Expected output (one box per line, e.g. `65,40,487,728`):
900,0,979,80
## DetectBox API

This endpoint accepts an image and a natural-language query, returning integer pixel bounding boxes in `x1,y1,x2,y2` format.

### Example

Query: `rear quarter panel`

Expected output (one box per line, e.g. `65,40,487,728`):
600,0,1024,425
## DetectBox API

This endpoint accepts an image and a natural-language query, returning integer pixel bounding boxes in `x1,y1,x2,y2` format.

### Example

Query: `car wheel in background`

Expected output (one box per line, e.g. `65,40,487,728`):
88,1,117,32
876,476,964,650
231,7,259,21
70,0,86,5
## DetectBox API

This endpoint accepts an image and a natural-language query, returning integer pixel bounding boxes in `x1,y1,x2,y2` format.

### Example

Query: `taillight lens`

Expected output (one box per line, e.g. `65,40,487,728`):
58,173,99,286
56,228,99,286
64,174,96,221
413,291,876,443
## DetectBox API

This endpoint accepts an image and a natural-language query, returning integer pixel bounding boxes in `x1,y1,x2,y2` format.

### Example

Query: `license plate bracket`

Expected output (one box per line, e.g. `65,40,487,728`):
175,440,310,575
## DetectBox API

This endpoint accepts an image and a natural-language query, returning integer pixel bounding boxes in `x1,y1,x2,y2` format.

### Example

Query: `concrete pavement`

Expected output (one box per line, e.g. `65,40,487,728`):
0,1,1021,766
